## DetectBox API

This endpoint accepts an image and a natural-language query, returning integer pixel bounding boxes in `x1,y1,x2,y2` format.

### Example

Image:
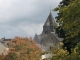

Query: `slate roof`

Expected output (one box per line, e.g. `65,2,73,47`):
44,12,56,27
51,32,63,41
34,32,62,47
0,38,12,47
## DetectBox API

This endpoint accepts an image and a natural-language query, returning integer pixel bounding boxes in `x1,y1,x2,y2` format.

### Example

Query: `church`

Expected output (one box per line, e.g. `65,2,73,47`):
34,11,63,51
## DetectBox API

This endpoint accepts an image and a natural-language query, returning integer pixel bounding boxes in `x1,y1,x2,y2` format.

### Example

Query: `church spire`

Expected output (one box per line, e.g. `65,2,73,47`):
42,8,56,34
50,5,51,13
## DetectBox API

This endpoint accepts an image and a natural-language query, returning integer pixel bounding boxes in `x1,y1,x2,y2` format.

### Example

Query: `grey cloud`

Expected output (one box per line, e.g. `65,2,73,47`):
0,0,62,38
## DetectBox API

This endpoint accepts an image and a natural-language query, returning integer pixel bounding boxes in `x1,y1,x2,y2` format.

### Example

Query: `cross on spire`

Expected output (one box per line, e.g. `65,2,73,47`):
50,5,51,13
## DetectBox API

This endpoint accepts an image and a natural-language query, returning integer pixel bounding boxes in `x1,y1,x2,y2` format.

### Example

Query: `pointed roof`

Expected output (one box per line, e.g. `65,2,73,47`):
44,12,55,26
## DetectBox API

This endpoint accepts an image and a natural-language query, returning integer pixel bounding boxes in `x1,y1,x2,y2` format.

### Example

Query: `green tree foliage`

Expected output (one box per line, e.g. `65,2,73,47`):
61,0,80,51
53,0,71,39
64,42,80,60
54,0,80,53
49,42,80,60
54,0,71,21
50,42,69,60
55,26,65,38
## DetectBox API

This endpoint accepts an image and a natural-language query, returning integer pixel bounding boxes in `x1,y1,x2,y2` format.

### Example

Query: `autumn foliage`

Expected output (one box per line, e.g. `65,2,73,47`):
0,37,42,60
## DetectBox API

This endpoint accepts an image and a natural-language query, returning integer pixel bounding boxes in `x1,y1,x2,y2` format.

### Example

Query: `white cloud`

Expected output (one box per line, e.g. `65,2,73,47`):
0,0,62,22
0,0,62,38
20,23,43,37
0,23,43,38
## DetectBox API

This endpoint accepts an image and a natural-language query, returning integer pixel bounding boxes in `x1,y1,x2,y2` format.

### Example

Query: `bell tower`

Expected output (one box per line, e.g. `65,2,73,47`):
42,11,56,34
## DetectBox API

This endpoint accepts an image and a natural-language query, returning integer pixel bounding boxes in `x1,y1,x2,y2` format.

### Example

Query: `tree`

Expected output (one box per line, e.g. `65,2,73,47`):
54,0,80,53
54,0,71,21
49,42,80,60
1,37,42,60
55,26,65,38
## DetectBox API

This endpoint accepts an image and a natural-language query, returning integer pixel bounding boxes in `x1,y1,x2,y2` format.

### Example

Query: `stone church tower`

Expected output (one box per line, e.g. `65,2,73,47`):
42,12,56,34
34,11,63,51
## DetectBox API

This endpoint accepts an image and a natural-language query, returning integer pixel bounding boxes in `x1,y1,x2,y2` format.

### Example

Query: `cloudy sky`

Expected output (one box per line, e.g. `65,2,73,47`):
0,0,62,38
